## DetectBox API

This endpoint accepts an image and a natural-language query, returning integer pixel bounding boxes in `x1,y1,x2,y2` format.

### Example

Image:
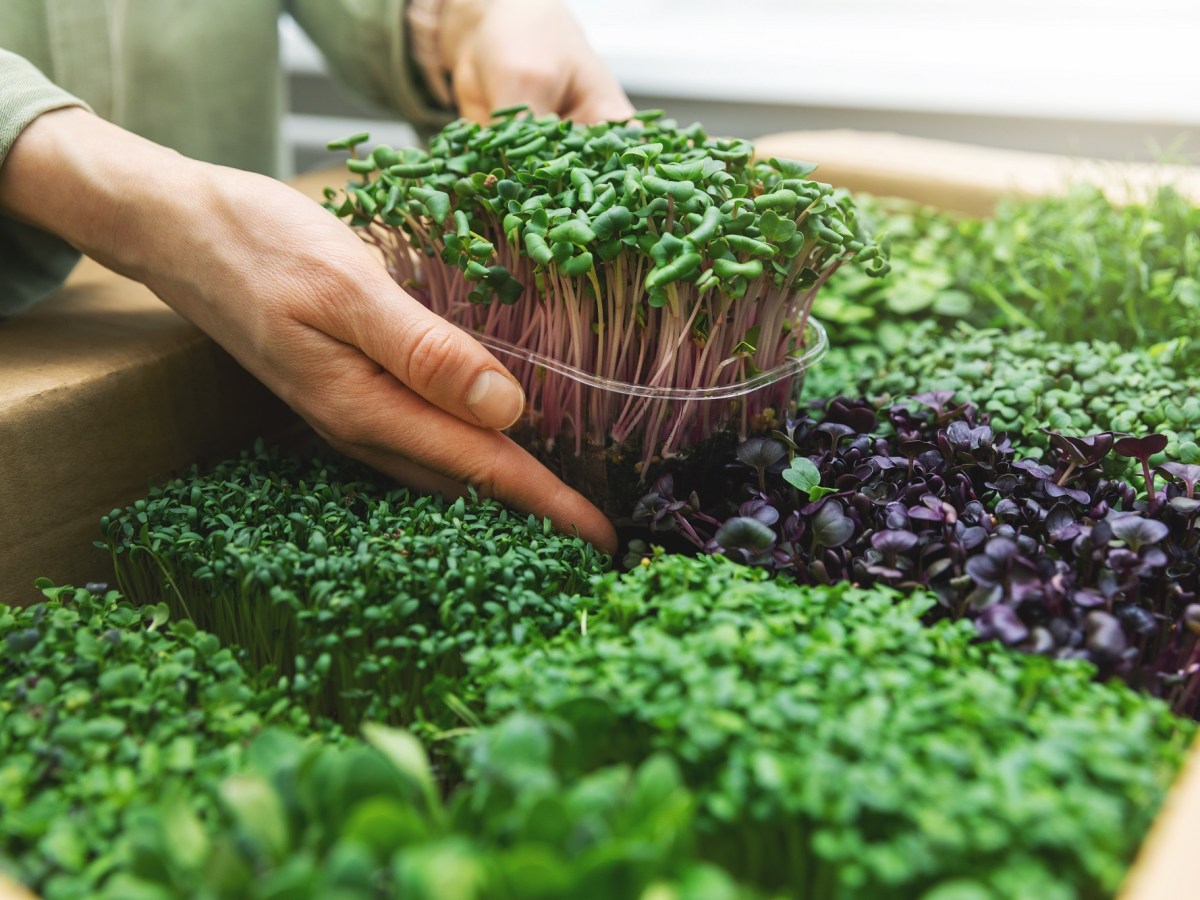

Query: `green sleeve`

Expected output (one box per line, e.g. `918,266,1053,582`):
286,0,455,131
0,49,90,316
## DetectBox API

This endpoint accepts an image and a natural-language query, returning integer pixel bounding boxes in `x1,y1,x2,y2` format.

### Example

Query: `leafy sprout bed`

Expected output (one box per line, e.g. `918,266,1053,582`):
100,444,606,731
632,395,1200,717
8,121,1200,898
4,559,1191,899
804,322,1200,477
325,109,885,509
816,188,1200,355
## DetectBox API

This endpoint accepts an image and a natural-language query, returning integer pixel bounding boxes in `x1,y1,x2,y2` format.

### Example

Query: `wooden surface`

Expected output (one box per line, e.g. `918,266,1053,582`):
755,129,1200,217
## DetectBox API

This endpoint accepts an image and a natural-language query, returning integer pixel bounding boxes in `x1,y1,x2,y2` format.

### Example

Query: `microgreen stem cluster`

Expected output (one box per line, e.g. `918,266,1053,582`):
327,109,884,469
100,445,606,730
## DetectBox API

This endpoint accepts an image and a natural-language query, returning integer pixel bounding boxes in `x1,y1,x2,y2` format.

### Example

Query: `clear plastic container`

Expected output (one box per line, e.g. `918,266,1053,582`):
472,317,829,519
388,244,831,517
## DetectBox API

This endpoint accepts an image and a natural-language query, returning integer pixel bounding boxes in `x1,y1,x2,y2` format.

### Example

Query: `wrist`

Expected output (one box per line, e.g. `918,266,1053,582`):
437,0,487,72
0,107,209,282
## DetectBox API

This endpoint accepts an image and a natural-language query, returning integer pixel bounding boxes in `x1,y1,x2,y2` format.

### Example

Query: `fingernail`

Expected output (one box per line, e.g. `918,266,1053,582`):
466,370,524,430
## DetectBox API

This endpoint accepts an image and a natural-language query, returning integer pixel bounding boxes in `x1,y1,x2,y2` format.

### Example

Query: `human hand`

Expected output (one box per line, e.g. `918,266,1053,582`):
0,108,617,552
439,0,634,124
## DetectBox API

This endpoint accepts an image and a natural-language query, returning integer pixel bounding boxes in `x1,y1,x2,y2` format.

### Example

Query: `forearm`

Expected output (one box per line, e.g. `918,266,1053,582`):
0,107,207,284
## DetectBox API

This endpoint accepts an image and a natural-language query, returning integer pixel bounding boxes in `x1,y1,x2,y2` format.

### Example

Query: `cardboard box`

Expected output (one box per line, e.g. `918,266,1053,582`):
0,140,1194,896
0,242,297,605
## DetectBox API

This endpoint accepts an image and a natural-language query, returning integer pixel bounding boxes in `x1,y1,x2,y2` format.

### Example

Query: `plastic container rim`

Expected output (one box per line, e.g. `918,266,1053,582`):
472,316,828,402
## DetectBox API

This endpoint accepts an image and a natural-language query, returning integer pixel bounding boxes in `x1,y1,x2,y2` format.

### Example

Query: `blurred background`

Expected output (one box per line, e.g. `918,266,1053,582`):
283,0,1199,174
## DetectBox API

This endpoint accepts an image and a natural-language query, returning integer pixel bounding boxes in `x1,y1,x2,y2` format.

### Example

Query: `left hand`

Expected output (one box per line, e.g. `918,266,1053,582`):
439,0,635,124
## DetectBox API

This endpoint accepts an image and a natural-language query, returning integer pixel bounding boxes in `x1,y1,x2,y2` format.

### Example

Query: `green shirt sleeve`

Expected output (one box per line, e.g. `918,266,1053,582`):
0,49,90,317
286,0,455,131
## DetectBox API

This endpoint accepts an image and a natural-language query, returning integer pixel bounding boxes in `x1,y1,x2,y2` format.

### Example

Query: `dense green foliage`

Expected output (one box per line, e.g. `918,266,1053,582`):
108,718,752,900
330,108,883,309
101,445,608,729
471,555,1194,899
7,559,1189,899
0,585,309,899
805,323,1200,473
816,188,1200,356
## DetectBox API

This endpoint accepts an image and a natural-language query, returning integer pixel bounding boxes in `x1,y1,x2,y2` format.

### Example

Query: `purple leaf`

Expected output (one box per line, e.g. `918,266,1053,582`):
736,437,787,471
739,498,780,526
1085,611,1127,666
1168,496,1200,516
977,604,1029,645
713,516,777,552
870,529,919,556
1072,589,1107,609
966,554,1004,587
1041,479,1092,505
824,399,878,434
1043,430,1115,467
1113,433,1169,463
1045,503,1080,543
1108,515,1170,552
1159,462,1200,498
811,501,855,549
1185,605,1200,635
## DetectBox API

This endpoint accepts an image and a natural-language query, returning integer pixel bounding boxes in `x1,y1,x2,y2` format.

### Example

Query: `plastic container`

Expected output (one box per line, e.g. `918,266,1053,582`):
392,243,832,518
473,317,829,519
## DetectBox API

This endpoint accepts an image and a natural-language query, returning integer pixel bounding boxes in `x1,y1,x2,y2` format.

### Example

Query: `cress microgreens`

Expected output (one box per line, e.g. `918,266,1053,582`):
326,109,885,472
0,584,311,899
816,188,1200,355
470,554,1194,898
100,444,608,730
632,395,1200,717
806,323,1200,477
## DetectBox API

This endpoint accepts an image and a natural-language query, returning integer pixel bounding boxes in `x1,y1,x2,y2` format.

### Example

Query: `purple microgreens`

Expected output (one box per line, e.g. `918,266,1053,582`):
821,398,878,435
1042,430,1114,487
712,516,776,561
1158,462,1200,500
814,422,856,454
632,394,1200,718
911,390,971,425
811,501,855,550
1085,611,1129,669
1114,434,1170,502
736,437,788,494
976,603,1029,646
1108,514,1170,553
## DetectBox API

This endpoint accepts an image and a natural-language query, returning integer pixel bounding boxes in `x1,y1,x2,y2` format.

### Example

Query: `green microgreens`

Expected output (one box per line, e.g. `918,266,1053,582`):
0,584,311,897
99,443,609,731
326,108,886,471
470,553,1195,898
807,322,1200,478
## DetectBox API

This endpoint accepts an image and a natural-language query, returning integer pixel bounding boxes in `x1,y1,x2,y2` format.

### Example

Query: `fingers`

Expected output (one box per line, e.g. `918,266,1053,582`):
295,329,617,554
303,271,526,433
446,1,632,125
337,436,618,555
562,53,635,124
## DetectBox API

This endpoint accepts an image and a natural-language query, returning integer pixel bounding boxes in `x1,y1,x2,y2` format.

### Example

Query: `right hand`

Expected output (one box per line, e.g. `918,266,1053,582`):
0,108,617,553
